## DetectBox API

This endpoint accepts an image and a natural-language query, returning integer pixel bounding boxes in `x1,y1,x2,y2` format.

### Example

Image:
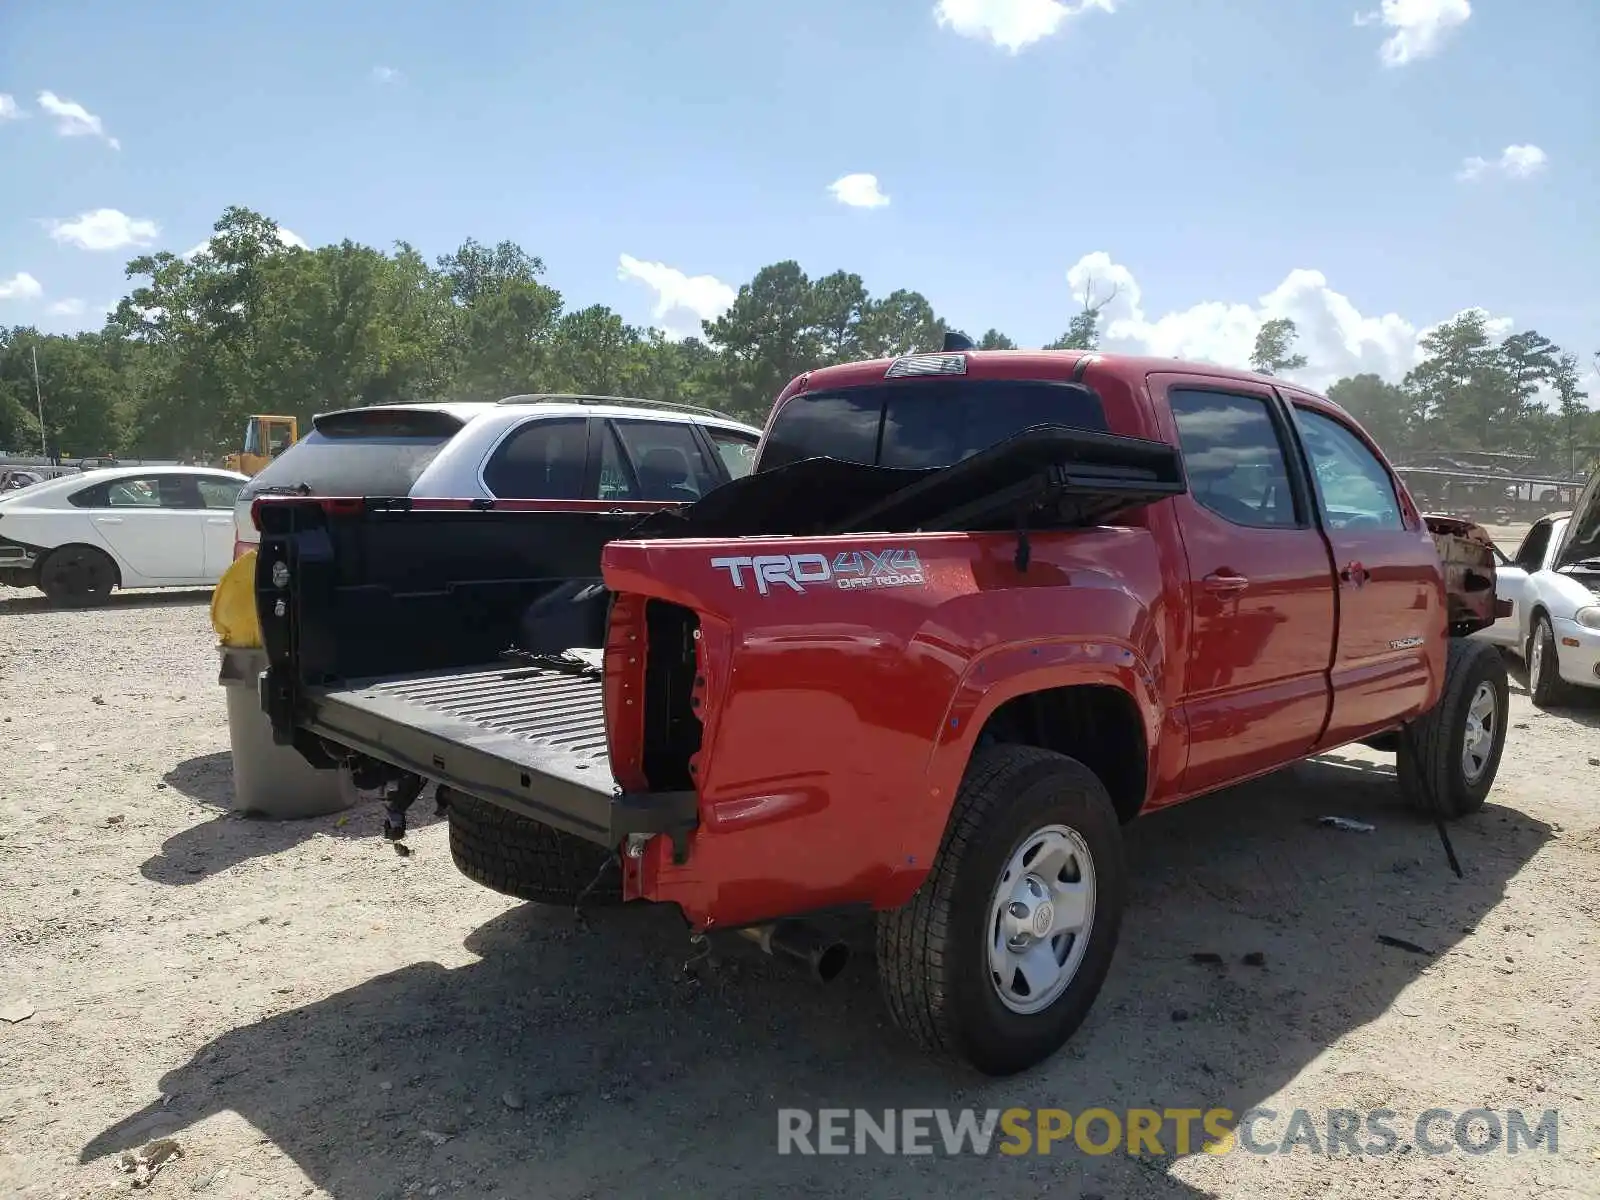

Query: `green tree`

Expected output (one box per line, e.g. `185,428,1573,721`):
1327,373,1411,456
857,289,947,359
435,238,565,400
808,271,871,362
977,329,1016,350
545,305,641,396
1046,278,1119,351
0,328,123,457
703,261,822,419
1249,317,1308,377
1495,330,1561,453
1551,353,1590,477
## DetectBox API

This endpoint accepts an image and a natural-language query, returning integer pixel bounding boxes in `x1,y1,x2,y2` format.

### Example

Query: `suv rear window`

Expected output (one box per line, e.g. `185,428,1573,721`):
757,379,1109,472
241,408,467,500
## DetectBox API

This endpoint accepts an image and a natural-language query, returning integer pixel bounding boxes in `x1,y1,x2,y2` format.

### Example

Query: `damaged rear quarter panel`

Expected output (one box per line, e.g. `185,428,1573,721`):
600,526,1165,929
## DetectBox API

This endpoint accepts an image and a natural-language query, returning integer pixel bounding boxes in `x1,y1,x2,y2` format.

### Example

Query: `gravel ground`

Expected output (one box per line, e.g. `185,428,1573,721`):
1,563,1598,1200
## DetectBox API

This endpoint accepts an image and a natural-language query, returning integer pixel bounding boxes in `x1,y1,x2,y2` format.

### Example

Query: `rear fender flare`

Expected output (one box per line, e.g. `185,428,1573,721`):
887,639,1161,899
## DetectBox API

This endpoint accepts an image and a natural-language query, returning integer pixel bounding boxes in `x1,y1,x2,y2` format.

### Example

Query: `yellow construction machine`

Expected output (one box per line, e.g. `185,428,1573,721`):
222,414,298,476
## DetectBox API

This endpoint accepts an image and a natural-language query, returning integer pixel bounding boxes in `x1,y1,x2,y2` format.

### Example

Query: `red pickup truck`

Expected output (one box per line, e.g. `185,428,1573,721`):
255,347,1507,1076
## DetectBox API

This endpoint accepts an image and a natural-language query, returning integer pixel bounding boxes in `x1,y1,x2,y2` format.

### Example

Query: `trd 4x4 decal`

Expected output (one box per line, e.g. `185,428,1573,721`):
710,549,926,595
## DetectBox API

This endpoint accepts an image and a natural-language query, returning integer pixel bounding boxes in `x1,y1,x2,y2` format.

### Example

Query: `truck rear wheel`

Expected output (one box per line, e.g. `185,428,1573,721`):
876,744,1125,1076
1397,638,1509,819
445,790,622,907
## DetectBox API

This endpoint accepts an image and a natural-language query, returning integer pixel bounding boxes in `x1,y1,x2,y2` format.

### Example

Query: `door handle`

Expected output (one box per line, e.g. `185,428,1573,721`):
1202,571,1249,594
206,518,232,525
1340,561,1369,586
93,517,123,525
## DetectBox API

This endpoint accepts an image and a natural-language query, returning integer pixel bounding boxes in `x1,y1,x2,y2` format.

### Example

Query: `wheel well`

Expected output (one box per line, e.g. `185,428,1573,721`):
40,543,122,589
975,685,1147,823
1526,604,1551,648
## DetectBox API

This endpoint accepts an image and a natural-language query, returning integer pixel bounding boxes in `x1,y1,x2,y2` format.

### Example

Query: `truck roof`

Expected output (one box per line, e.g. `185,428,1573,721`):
795,349,1326,400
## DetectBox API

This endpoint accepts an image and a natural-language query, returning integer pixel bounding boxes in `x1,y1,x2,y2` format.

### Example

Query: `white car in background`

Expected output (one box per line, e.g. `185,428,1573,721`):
0,465,250,605
1475,470,1600,704
230,395,763,556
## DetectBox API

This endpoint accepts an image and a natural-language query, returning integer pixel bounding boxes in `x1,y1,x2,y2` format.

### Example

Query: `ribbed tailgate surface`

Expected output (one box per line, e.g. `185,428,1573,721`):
313,662,616,792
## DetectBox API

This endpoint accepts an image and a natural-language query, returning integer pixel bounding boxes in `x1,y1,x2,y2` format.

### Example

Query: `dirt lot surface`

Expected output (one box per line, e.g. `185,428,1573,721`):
2,559,1598,1199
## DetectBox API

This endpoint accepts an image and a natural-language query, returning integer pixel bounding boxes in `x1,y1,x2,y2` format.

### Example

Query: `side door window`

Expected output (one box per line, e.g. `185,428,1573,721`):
196,476,244,510
611,420,721,502
1292,409,1404,531
706,427,759,480
482,417,592,499
194,475,243,575
1512,521,1552,573
1168,390,1301,527
597,425,639,501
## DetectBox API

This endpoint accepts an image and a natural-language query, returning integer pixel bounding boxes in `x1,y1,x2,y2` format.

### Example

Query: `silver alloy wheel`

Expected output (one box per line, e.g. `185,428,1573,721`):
1530,624,1548,686
986,824,1096,1015
1461,680,1497,783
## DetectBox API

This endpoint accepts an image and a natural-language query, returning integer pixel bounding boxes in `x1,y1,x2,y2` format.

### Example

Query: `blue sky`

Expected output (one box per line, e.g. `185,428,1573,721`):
1,0,1595,394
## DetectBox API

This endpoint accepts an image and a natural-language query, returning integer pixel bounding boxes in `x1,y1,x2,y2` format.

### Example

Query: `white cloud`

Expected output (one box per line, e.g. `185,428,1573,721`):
46,209,161,252
371,66,402,84
828,173,891,209
617,254,736,339
182,225,310,260
46,298,88,317
0,273,44,301
1063,250,1513,392
1354,0,1470,66
0,94,23,121
1457,144,1548,182
37,90,119,149
933,0,1118,53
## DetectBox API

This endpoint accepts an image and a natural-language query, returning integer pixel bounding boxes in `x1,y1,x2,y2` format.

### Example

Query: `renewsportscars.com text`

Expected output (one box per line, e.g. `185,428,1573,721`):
776,1107,1562,1157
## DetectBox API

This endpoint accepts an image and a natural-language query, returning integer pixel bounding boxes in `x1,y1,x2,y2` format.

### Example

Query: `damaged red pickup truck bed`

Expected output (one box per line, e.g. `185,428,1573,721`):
256,349,1508,1075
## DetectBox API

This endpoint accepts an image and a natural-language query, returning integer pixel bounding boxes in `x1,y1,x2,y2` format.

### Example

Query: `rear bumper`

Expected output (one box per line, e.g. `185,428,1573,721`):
0,535,39,586
276,661,698,851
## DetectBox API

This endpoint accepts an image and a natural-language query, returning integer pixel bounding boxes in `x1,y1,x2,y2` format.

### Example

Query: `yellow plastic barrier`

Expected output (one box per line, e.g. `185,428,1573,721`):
210,549,262,649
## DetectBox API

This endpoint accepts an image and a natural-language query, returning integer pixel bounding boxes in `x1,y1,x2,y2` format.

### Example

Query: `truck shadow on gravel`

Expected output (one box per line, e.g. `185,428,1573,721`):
140,751,442,884
85,759,1550,1200
0,588,213,615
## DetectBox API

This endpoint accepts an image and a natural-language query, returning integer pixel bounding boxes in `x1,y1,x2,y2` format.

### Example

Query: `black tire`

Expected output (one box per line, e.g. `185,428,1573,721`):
37,544,117,607
876,744,1125,1076
445,789,622,906
1397,638,1509,819
1526,615,1574,708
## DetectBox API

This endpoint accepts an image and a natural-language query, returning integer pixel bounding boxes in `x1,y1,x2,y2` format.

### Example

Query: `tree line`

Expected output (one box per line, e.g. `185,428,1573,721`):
2,206,1594,476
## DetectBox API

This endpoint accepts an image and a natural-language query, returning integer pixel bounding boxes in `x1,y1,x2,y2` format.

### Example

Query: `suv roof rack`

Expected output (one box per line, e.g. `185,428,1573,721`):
494,393,730,420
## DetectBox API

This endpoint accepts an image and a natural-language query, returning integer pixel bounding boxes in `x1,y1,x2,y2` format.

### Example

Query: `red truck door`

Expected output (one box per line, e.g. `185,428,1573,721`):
1152,377,1337,795
1285,399,1444,746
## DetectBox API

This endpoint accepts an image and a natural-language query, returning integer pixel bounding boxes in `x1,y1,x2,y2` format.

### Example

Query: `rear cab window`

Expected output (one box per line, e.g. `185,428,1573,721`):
240,408,467,502
757,379,1110,472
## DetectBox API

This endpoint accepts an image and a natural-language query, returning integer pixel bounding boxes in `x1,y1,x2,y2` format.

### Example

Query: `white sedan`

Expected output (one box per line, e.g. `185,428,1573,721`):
0,465,248,605
1476,487,1600,704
